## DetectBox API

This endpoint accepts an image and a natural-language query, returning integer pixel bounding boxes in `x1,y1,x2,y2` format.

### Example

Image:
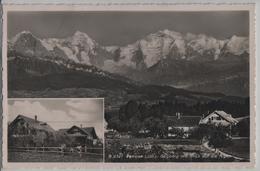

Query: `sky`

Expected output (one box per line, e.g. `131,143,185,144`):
8,11,249,46
8,99,104,139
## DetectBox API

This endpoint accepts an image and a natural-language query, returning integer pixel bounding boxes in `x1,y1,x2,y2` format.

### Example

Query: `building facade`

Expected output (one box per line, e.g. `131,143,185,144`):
58,125,99,146
8,115,55,147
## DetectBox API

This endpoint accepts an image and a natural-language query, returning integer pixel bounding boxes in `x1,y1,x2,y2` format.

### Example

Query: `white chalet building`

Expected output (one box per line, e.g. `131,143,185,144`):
199,110,238,127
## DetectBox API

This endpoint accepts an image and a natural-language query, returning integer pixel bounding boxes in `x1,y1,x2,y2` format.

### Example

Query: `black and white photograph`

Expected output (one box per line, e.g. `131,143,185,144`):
7,98,104,162
2,4,255,167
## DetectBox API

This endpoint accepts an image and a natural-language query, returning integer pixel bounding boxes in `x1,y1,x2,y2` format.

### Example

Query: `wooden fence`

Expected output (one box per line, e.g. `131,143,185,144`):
8,146,103,156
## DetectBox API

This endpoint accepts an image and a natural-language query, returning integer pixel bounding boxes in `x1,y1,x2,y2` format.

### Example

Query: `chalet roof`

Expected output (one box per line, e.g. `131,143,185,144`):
212,111,238,124
10,115,55,133
59,125,98,139
235,116,249,122
81,127,97,138
200,110,239,125
166,116,201,127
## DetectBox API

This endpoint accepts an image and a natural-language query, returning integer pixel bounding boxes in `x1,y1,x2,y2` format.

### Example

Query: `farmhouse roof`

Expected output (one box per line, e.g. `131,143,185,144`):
235,115,249,122
10,114,55,133
81,127,98,138
201,110,239,124
59,125,98,139
215,111,238,123
166,115,201,127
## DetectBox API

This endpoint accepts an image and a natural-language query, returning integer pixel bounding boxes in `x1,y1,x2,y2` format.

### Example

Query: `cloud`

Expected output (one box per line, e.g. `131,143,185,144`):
8,100,67,124
65,99,103,115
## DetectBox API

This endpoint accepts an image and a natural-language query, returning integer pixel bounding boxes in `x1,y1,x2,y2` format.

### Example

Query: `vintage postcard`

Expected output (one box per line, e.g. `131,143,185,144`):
1,4,256,169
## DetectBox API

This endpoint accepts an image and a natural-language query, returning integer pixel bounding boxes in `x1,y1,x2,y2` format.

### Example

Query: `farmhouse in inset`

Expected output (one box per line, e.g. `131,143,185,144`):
58,125,99,146
8,115,101,147
199,110,239,126
8,114,55,147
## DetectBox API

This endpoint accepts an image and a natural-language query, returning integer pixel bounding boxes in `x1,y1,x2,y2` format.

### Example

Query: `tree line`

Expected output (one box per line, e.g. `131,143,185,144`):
106,98,249,137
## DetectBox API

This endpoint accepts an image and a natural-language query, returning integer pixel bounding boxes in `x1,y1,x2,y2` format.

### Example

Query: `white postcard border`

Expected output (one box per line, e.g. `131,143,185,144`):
1,4,256,169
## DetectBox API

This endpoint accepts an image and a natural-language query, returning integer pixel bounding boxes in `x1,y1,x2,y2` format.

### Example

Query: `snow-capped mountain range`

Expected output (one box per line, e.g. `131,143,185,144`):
9,31,111,68
8,30,249,96
105,30,248,70
9,30,249,71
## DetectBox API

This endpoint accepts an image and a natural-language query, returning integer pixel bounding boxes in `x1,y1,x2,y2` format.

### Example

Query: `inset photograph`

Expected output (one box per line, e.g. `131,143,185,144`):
7,98,104,162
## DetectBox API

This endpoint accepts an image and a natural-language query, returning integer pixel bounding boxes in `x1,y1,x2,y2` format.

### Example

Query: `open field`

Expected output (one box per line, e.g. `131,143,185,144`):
105,138,236,162
8,151,103,162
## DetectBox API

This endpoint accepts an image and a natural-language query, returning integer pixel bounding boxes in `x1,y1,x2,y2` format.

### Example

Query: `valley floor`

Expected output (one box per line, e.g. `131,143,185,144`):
105,138,245,162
